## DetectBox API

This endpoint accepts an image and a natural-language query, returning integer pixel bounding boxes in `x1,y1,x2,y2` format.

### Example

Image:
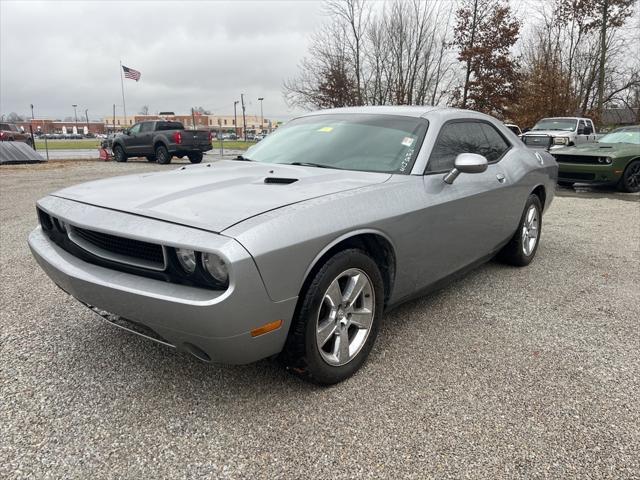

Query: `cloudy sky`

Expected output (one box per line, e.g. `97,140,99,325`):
1,0,325,121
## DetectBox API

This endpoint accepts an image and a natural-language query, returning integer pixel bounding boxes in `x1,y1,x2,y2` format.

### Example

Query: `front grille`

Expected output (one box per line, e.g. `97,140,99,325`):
71,226,165,270
553,154,606,165
523,135,551,148
558,171,595,180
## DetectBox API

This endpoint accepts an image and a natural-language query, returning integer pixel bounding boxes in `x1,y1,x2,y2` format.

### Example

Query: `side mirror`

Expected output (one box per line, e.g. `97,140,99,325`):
443,153,488,184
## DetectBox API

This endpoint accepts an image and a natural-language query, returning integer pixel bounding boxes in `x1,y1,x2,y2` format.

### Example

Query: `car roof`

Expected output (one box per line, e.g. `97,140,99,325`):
296,105,496,121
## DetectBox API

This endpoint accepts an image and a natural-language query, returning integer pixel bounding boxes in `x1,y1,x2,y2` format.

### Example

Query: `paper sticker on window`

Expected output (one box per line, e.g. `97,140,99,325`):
318,127,333,132
401,137,414,147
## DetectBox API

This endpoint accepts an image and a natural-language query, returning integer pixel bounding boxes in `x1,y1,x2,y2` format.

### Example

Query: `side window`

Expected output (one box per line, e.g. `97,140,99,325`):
579,120,586,133
140,122,153,133
476,123,510,162
129,123,141,134
427,121,486,172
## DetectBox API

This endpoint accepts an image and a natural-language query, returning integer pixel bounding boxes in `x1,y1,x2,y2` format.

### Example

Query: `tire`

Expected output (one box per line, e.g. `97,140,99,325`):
188,152,203,164
557,181,574,188
281,248,384,385
497,194,543,267
113,144,127,163
155,144,171,164
146,155,157,163
618,160,640,193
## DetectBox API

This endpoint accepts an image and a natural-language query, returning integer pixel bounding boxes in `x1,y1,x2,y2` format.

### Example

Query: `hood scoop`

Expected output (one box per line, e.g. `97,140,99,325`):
264,177,298,185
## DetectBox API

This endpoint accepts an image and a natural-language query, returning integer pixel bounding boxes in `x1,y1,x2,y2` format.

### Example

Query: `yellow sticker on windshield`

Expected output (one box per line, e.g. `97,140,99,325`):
318,127,334,132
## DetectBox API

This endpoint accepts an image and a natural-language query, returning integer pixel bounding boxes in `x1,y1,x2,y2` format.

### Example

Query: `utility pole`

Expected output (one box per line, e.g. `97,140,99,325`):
191,107,197,130
72,104,78,134
233,100,239,137
85,109,89,132
30,104,37,151
258,97,264,133
240,93,247,141
112,103,116,133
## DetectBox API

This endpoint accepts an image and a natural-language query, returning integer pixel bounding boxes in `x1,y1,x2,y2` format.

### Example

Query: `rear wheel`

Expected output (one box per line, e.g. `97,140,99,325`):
113,145,127,163
281,249,384,385
618,160,640,193
155,144,171,164
188,152,203,164
498,194,543,267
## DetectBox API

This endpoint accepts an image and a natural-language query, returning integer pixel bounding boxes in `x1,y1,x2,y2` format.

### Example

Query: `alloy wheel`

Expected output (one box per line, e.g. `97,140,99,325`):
521,204,539,256
315,268,375,366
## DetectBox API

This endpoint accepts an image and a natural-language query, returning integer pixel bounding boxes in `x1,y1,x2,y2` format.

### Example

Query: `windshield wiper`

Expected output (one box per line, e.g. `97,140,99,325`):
287,161,336,169
235,155,253,161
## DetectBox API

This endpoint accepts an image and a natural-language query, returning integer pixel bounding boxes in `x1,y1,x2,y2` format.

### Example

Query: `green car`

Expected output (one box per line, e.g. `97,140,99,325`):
551,125,640,192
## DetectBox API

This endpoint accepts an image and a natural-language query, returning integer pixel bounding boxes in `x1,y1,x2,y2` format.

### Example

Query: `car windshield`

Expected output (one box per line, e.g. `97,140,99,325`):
244,114,429,174
531,118,577,132
598,127,640,145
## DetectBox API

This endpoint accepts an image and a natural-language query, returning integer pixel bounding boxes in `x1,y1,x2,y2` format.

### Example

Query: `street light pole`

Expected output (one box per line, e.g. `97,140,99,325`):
72,104,78,134
258,97,264,133
233,100,239,137
85,109,89,131
240,94,247,141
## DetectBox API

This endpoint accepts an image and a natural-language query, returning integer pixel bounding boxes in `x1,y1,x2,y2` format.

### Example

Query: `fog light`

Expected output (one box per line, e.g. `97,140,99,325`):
202,252,228,284
176,248,196,273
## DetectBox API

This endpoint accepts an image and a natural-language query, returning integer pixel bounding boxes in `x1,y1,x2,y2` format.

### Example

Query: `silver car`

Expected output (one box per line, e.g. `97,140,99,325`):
29,106,557,384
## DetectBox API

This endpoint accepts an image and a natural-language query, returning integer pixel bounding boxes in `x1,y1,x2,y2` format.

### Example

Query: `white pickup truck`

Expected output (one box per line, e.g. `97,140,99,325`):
521,117,597,150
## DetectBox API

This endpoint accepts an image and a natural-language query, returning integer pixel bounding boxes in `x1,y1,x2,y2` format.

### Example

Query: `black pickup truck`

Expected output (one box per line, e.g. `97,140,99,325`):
112,120,212,164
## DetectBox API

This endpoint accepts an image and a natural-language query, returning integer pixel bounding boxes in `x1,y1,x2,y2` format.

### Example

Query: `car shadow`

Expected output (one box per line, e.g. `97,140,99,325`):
555,183,639,202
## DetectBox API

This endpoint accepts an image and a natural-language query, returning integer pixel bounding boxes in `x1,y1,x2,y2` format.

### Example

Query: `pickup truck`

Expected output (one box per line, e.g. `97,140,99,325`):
521,117,597,150
0,122,34,148
112,120,212,164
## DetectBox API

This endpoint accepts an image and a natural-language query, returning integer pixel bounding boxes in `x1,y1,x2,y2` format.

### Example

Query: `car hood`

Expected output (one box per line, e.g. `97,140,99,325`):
524,130,573,137
552,142,638,157
53,160,392,233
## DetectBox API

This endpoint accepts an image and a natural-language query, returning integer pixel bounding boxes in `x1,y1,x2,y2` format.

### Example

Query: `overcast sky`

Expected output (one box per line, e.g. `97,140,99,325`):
0,0,324,121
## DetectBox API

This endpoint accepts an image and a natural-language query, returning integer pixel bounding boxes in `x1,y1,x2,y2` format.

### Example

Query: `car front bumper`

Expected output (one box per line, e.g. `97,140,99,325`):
557,162,623,184
28,198,298,365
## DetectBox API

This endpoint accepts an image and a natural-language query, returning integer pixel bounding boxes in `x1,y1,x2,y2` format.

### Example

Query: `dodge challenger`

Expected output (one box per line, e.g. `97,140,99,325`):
29,106,558,384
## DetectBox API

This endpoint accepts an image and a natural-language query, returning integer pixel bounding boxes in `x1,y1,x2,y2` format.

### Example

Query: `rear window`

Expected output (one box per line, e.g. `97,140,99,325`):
156,122,184,131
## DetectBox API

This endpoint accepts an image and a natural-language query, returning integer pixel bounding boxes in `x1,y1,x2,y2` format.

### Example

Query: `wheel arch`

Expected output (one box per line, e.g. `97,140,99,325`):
300,230,397,307
531,184,547,210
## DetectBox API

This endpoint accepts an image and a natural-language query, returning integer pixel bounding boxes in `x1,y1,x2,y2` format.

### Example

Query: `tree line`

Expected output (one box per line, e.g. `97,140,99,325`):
284,0,639,127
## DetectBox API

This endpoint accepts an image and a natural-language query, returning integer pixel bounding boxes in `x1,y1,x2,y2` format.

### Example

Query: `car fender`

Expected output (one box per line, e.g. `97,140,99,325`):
301,227,397,290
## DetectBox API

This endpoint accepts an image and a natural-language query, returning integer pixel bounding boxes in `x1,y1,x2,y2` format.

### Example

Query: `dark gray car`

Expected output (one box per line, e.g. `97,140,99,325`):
29,106,557,384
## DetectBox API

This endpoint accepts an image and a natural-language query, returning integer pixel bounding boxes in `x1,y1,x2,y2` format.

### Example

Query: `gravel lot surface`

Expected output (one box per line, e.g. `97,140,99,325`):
1,161,639,479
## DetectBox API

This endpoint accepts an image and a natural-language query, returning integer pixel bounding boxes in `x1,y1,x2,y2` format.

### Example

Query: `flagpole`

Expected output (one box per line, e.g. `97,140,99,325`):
120,60,127,127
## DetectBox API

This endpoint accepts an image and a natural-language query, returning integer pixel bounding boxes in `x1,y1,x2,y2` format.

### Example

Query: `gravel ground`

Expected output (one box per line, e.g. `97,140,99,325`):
1,161,639,479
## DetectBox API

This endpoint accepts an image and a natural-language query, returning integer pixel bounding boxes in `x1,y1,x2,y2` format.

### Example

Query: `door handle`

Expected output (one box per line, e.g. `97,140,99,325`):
496,173,506,183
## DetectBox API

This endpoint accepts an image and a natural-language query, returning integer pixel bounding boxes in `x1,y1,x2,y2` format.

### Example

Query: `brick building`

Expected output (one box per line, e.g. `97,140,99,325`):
105,113,272,135
16,119,106,135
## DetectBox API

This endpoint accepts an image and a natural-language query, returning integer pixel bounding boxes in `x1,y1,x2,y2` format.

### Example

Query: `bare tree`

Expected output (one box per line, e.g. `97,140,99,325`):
284,0,456,109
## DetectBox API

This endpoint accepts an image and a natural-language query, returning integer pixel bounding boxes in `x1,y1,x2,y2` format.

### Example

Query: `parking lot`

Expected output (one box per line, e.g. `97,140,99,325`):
1,160,639,478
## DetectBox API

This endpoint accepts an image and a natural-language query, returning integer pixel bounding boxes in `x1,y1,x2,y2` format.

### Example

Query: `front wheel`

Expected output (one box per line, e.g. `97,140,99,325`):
497,194,543,267
281,249,384,385
188,152,203,164
113,145,127,162
155,144,172,164
618,160,640,193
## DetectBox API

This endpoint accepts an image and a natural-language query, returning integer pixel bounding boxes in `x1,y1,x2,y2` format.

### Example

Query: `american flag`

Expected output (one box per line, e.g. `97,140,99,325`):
122,65,141,81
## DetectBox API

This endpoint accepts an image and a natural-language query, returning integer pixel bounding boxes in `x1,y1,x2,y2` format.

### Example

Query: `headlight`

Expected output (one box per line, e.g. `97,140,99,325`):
202,252,229,285
553,137,568,145
176,248,196,273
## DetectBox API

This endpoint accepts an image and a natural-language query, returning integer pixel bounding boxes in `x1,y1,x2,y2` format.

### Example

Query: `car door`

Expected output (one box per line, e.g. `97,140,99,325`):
123,123,142,154
137,122,155,155
576,120,588,145
414,120,517,288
